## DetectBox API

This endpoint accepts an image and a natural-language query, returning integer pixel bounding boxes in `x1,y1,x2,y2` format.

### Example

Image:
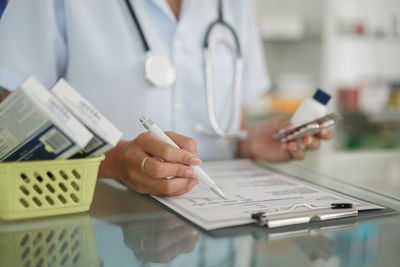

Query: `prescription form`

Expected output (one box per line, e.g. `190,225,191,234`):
152,160,383,230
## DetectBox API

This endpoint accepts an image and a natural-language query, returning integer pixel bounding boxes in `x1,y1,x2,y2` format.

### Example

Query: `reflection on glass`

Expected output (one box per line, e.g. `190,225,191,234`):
332,222,379,267
0,214,102,267
93,209,384,267
251,222,380,267
94,211,243,266
119,213,200,264
91,181,385,266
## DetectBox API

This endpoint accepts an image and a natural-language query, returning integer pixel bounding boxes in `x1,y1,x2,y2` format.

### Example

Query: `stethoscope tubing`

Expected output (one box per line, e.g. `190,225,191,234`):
124,0,150,52
124,0,246,139
203,19,242,58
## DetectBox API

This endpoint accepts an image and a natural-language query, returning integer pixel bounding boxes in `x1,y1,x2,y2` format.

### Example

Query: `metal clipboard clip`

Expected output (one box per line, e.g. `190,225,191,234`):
273,113,340,143
251,203,358,228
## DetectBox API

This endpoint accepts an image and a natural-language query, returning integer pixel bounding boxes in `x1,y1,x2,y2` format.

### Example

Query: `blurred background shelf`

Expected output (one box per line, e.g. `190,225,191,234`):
250,0,400,151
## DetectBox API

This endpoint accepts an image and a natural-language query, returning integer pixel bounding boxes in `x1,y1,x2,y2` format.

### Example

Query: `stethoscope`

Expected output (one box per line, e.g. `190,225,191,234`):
125,0,247,140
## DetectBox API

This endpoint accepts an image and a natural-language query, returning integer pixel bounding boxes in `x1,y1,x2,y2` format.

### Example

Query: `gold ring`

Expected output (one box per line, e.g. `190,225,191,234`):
141,155,151,173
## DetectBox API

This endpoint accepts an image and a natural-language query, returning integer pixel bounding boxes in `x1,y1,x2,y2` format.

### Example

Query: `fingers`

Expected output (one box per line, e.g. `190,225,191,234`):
167,179,199,196
126,173,199,197
286,141,306,160
316,128,334,140
165,132,198,154
302,135,321,150
284,133,325,160
144,157,195,178
248,115,333,163
154,178,198,197
119,131,202,197
136,132,200,166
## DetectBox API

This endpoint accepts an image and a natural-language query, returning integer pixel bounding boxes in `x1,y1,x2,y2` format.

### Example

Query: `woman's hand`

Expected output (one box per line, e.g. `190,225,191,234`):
99,131,200,196
241,116,333,162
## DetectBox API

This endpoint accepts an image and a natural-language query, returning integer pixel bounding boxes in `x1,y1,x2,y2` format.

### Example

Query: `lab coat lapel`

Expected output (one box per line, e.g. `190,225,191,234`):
149,0,176,22
179,0,201,22
149,0,201,23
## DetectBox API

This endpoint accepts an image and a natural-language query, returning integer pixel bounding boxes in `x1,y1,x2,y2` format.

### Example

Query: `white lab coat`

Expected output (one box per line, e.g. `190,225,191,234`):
0,0,269,160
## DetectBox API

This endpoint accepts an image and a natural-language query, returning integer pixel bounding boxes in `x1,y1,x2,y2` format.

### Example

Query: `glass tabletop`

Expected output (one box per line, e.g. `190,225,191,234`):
276,149,400,200
1,154,399,267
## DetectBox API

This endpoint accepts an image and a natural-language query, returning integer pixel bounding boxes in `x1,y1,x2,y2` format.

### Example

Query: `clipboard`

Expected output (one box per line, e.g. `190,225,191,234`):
145,160,400,237
145,194,398,237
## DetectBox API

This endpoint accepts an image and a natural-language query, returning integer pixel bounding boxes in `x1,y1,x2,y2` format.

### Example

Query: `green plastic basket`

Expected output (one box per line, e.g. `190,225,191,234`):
0,156,104,220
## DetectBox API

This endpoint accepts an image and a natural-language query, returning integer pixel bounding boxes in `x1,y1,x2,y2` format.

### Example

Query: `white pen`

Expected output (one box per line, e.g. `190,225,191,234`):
140,116,227,200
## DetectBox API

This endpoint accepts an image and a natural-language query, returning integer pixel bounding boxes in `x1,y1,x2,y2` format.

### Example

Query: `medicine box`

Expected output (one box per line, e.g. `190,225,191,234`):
51,79,122,157
0,77,93,162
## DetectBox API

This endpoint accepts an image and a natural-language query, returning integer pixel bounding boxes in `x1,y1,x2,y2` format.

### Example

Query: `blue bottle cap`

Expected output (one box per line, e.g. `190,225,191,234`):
313,89,331,105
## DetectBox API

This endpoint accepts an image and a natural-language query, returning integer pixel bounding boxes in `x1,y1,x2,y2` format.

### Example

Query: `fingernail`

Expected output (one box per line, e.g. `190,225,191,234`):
190,158,201,166
185,168,195,177
304,136,312,145
321,129,329,136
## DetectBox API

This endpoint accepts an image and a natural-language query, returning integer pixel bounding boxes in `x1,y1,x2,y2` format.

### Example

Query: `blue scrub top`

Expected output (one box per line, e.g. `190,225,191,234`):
0,0,270,160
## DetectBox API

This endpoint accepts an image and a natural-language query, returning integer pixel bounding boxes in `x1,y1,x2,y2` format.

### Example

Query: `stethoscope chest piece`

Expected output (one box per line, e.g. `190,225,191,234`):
145,52,176,87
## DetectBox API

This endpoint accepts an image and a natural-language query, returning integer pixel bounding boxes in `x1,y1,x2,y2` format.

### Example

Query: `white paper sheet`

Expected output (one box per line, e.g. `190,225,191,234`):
152,160,383,230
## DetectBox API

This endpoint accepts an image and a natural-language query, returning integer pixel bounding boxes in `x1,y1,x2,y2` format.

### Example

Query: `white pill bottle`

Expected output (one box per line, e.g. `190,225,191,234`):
290,89,331,126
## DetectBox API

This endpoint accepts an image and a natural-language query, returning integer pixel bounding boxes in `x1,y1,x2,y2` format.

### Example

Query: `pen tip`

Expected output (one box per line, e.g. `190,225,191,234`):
219,191,227,200
211,184,227,200
217,192,227,200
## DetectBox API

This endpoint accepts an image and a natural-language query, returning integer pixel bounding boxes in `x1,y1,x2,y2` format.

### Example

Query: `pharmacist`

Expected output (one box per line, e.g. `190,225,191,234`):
0,0,332,196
